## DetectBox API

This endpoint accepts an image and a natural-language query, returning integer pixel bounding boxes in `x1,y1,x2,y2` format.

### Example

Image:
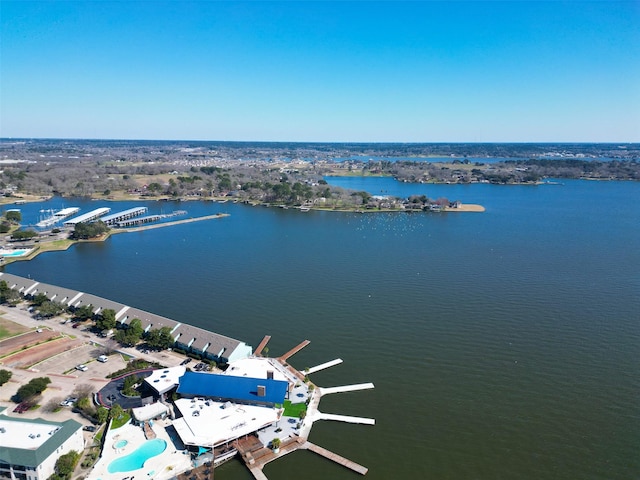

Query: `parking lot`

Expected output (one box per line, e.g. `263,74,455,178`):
34,344,128,376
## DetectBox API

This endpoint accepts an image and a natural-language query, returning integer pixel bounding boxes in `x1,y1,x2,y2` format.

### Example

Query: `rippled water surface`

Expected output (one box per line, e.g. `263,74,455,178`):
5,179,639,480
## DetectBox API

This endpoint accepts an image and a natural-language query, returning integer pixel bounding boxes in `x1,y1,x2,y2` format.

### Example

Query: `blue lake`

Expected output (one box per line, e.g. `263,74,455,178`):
3,178,639,480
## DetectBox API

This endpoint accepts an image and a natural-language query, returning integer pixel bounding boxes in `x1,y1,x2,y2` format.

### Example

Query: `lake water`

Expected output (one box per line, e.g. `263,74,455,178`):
4,178,639,480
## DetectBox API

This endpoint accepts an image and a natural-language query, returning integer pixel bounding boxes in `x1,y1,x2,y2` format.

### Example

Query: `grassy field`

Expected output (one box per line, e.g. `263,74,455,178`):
0,316,30,341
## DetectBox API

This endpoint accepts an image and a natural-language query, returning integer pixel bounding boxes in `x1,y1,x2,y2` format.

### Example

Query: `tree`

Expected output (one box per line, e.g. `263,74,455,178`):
122,375,140,396
114,318,143,347
31,292,49,306
74,304,95,321
95,308,116,331
96,405,109,424
72,384,95,400
52,450,80,480
0,281,20,305
5,210,22,222
71,221,108,240
43,397,64,413
11,229,38,241
109,403,124,422
38,300,65,318
16,377,51,402
0,369,12,386
145,326,174,350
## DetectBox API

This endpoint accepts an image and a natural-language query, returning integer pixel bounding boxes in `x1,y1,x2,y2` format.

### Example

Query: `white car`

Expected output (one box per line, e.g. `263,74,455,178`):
97,355,108,363
75,364,88,372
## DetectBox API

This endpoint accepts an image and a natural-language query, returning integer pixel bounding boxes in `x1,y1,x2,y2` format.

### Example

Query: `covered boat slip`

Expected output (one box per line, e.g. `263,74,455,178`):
0,272,252,363
63,207,111,226
100,207,148,225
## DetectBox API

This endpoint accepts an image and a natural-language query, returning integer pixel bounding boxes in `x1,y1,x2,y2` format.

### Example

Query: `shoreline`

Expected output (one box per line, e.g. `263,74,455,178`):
0,213,230,265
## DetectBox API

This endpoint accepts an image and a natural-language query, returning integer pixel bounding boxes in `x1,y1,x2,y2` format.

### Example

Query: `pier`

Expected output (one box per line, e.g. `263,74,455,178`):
302,442,369,475
113,213,225,232
318,383,375,396
278,340,310,361
307,358,343,374
253,335,271,356
315,412,375,425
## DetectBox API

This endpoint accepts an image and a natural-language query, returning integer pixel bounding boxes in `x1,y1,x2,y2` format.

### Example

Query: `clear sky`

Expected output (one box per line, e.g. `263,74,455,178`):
1,1,639,142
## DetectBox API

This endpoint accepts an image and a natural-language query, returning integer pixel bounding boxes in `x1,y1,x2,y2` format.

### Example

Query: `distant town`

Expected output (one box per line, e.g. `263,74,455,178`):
0,140,637,212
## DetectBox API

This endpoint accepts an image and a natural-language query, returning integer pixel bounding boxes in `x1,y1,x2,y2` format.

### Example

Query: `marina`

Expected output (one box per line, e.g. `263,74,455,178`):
0,273,375,480
100,206,148,225
35,207,80,228
63,207,111,227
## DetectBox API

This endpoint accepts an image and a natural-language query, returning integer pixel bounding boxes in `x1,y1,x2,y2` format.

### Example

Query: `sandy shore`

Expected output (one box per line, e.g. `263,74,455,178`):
445,203,485,212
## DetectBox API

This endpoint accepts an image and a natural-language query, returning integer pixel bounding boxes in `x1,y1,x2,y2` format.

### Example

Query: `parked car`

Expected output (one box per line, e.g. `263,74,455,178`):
13,402,30,413
60,397,78,407
180,358,192,366
97,355,108,363
72,323,80,329
83,425,97,432
75,364,88,372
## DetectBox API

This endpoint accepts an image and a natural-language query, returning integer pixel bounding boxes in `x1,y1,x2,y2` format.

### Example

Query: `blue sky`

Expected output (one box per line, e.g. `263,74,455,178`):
1,1,639,142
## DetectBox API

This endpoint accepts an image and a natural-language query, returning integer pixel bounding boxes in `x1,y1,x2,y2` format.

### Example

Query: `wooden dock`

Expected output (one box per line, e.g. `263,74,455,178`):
302,441,368,475
278,340,310,361
253,335,271,356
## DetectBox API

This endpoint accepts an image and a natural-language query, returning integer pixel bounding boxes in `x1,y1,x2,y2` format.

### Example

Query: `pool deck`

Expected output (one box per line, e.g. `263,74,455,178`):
88,419,192,480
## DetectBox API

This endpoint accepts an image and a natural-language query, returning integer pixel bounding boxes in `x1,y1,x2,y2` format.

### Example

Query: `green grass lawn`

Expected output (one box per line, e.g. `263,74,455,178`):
110,412,131,430
282,400,307,418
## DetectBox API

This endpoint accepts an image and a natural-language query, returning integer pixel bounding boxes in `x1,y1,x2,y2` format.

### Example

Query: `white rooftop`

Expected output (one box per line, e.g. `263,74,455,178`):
132,402,169,422
225,356,298,385
0,418,62,449
55,207,80,217
145,366,186,394
173,398,279,447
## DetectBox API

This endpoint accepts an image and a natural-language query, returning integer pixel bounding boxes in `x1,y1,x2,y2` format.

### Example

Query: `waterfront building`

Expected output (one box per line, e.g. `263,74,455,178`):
0,409,84,480
0,273,253,364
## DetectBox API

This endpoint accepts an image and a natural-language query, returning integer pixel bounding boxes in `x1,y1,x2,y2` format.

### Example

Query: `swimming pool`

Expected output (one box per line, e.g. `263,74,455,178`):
107,439,167,473
114,439,128,449
0,249,31,257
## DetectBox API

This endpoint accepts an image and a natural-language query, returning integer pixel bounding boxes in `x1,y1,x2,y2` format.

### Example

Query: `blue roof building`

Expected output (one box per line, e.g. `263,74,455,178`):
176,371,288,406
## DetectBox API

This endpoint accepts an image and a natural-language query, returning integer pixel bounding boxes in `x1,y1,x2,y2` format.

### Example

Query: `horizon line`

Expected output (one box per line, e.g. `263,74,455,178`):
2,137,638,146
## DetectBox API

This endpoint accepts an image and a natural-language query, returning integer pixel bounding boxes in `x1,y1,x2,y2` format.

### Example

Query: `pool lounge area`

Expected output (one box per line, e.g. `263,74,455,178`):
108,439,167,473
0,248,33,258
89,421,191,480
